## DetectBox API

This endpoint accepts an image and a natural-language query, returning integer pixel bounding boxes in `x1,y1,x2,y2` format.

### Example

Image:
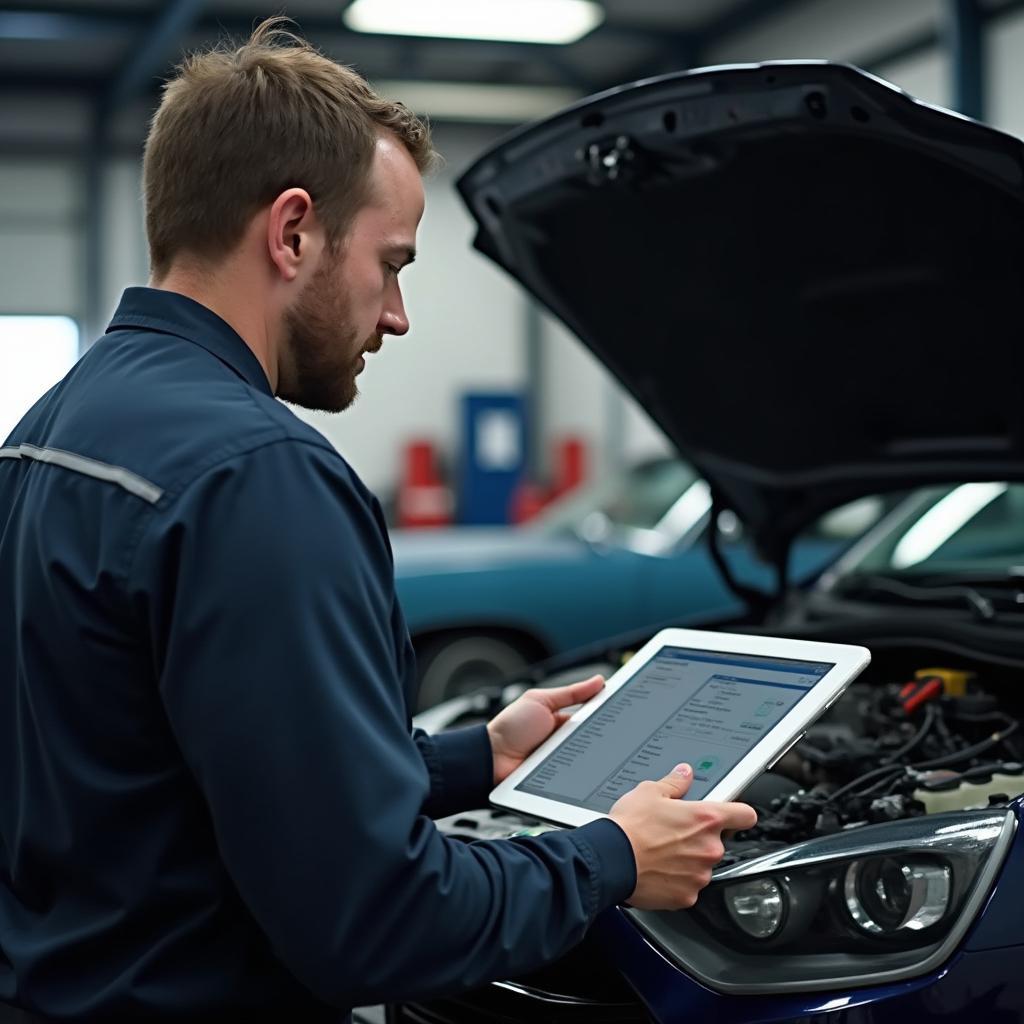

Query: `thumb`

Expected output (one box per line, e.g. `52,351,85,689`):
537,674,605,712
659,762,693,799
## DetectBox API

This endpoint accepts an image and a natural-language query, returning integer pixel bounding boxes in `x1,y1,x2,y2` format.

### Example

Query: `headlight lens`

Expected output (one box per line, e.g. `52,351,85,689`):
844,857,951,934
724,877,786,939
626,809,1015,994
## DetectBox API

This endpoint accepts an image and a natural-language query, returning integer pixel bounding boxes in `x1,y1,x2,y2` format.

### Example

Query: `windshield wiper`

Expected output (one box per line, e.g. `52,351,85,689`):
900,567,1024,591
832,573,1003,622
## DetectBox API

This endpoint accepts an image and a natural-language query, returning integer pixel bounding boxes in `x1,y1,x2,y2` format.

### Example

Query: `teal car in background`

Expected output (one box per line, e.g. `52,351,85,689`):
393,457,886,708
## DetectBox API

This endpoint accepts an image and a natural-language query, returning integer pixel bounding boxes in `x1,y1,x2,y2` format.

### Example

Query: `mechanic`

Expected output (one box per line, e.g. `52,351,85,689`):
0,19,756,1023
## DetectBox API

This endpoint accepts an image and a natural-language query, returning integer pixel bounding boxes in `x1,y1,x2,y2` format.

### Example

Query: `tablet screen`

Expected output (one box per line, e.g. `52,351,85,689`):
514,646,834,812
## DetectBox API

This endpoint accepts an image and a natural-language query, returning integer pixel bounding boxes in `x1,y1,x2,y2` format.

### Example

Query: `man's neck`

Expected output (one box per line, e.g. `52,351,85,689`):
150,263,279,392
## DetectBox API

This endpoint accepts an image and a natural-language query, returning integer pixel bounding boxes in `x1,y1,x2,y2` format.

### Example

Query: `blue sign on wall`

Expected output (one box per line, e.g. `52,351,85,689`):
459,392,526,525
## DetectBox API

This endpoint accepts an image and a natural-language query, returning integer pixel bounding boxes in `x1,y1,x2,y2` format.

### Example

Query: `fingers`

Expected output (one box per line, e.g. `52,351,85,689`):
711,801,758,832
531,674,605,711
657,763,693,799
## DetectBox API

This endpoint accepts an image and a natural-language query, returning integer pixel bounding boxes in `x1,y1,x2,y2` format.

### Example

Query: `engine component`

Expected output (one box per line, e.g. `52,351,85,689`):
915,666,974,697
914,767,1024,813
732,671,1024,850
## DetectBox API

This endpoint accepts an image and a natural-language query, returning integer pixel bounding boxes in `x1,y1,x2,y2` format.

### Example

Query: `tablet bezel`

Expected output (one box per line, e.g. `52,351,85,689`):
489,627,871,828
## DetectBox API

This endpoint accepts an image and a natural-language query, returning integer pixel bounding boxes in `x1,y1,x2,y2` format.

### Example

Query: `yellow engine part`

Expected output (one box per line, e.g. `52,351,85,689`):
915,667,974,698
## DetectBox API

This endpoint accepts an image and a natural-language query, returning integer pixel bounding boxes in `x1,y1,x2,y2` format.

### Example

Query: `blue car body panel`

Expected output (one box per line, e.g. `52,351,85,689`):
962,806,1024,953
392,526,842,654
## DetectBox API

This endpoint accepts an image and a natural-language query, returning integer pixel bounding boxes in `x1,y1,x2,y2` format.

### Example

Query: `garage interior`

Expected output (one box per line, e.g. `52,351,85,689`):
4,1,1024,1022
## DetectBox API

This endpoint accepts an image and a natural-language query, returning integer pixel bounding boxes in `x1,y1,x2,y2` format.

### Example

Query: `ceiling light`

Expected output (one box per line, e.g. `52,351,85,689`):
373,80,580,122
344,0,604,45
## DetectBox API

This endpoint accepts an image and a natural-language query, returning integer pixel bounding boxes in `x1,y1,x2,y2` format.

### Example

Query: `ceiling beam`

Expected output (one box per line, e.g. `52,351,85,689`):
0,3,141,23
0,72,102,94
104,0,205,112
200,11,663,46
0,6,657,95
855,0,1022,93
946,0,984,118
0,2,658,51
0,3,674,97
0,10,126,40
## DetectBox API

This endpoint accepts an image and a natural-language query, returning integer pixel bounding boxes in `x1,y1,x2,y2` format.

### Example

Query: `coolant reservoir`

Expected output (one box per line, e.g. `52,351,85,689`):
914,770,1024,813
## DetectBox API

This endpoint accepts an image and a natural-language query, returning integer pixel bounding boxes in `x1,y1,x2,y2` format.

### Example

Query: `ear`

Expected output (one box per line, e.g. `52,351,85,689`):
266,188,322,282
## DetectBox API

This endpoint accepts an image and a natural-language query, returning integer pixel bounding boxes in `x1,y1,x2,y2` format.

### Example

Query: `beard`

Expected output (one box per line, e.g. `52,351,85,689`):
278,255,378,413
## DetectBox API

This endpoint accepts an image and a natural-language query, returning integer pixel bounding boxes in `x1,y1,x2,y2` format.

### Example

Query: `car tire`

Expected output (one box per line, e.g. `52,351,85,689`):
415,633,533,711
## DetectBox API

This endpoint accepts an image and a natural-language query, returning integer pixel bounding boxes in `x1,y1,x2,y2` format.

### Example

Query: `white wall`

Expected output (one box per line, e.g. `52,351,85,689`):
539,315,670,477
0,95,90,148
706,0,952,109
0,118,533,497
101,158,148,326
872,49,948,109
0,160,81,317
707,0,941,66
0,154,148,326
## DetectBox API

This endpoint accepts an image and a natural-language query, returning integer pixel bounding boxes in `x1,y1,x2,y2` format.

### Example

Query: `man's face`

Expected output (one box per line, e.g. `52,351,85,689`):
279,134,425,412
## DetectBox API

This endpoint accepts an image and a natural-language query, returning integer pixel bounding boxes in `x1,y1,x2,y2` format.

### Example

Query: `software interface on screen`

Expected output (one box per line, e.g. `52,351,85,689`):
515,647,834,812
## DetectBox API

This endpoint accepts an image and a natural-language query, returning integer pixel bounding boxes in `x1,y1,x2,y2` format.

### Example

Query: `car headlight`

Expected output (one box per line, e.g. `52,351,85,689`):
724,877,786,939
625,809,1015,994
843,857,951,935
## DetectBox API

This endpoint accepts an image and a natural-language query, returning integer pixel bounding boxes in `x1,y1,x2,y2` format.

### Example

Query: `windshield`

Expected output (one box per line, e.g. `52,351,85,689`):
534,458,699,536
829,482,1024,582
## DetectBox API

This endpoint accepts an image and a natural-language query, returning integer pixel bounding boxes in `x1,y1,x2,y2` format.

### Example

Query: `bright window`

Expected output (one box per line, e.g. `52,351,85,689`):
0,316,79,443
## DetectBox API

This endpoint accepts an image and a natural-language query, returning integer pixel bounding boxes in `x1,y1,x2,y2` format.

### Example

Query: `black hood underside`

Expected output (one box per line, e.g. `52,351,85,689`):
457,61,1024,564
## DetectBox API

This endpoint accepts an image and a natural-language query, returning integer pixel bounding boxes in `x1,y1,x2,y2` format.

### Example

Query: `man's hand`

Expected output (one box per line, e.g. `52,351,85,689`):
486,675,604,785
609,763,758,910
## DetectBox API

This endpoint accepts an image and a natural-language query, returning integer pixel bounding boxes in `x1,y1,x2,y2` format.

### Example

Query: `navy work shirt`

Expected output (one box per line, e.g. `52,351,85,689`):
0,288,637,1020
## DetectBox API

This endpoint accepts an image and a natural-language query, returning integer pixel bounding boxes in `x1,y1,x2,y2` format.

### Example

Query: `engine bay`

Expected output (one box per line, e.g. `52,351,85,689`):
429,639,1024,863
421,633,1024,1004
724,661,1024,865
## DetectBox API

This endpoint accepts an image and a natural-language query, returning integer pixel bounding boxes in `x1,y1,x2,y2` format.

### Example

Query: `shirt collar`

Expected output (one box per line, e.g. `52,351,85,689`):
106,286,274,397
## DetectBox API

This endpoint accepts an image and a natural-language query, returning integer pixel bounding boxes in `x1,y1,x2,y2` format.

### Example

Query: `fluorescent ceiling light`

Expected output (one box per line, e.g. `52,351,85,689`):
373,80,580,122
344,0,604,45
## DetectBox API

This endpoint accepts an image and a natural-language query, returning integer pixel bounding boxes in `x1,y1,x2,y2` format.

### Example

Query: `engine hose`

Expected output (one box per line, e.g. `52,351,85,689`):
825,764,906,805
883,705,937,764
912,721,1021,771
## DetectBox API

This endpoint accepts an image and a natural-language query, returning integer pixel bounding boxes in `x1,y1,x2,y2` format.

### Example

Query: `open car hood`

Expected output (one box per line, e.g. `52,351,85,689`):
456,61,1024,566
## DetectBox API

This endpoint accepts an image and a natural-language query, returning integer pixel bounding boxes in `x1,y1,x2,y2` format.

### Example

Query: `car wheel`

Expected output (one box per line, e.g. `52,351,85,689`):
416,634,533,711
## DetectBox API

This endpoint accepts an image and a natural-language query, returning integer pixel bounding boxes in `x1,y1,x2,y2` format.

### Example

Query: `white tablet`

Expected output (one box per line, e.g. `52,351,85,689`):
491,628,870,828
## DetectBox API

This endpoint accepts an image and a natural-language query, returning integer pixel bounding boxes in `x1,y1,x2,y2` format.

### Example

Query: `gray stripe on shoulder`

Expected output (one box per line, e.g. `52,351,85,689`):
0,443,164,504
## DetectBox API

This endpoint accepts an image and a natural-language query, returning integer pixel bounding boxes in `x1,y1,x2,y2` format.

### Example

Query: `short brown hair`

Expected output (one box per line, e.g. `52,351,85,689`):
143,17,436,278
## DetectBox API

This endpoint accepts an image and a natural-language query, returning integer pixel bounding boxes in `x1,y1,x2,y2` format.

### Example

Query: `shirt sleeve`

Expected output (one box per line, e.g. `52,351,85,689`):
131,439,637,1009
413,725,495,820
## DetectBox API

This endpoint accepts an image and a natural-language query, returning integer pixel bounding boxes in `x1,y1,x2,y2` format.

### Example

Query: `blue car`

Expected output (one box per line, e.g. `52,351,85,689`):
394,458,866,708
392,61,1024,1021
